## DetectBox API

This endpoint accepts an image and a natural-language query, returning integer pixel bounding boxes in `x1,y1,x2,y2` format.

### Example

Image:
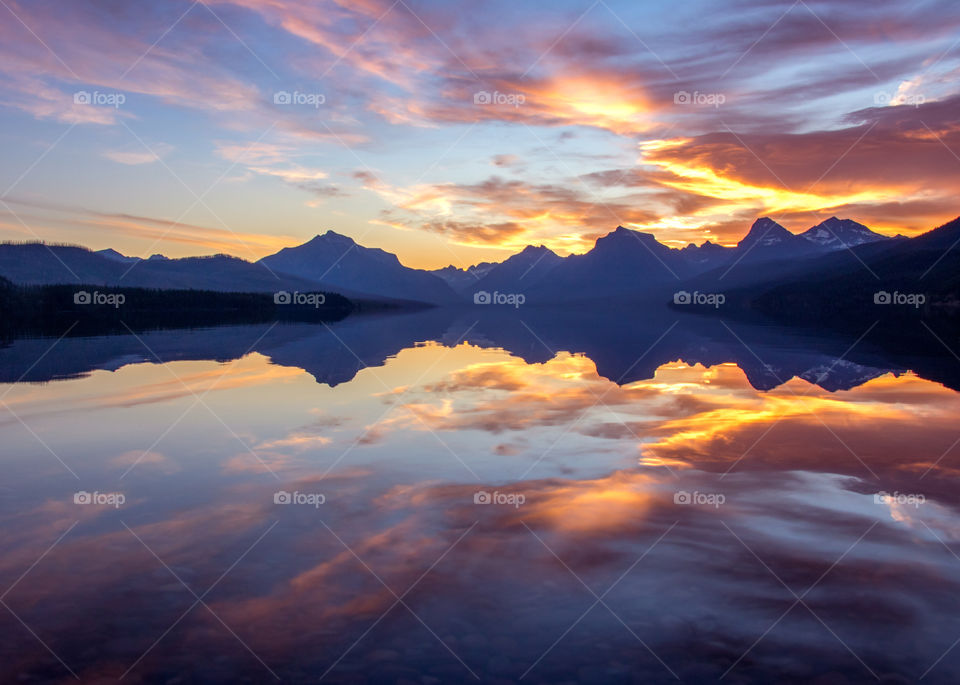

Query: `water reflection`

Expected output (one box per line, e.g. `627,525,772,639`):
5,305,955,391
1,310,960,683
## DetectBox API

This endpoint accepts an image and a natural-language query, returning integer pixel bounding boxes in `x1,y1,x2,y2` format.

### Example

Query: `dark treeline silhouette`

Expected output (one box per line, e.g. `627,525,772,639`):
670,216,960,337
0,277,357,338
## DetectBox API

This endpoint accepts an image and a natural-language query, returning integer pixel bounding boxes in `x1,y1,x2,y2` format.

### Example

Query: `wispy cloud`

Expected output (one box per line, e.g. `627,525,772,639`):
0,0,958,262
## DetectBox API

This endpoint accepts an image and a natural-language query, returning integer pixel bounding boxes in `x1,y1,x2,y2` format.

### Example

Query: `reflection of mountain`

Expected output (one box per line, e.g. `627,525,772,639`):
455,306,914,391
5,306,958,391
0,309,454,386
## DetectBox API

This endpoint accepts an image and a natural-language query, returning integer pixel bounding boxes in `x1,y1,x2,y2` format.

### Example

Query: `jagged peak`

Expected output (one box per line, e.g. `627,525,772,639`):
738,217,792,248
600,225,658,242
810,216,859,229
799,217,889,246
308,230,356,245
517,244,558,257
748,217,788,232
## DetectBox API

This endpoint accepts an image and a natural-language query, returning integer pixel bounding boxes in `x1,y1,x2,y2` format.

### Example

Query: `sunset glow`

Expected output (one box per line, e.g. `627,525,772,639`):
1,0,957,267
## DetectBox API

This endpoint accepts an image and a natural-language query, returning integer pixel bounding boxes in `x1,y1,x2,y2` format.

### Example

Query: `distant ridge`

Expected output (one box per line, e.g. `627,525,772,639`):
0,215,915,304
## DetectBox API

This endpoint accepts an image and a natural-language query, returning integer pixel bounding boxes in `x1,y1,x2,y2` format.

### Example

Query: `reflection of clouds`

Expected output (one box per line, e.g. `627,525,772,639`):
493,442,524,456
363,355,960,513
881,498,960,543
0,357,301,426
511,470,659,534
255,433,332,452
6,346,960,680
223,431,334,474
215,468,960,679
225,409,349,473
222,450,304,474
3,458,960,681
110,449,179,474
0,492,266,607
347,356,960,479
392,355,692,436
641,370,960,487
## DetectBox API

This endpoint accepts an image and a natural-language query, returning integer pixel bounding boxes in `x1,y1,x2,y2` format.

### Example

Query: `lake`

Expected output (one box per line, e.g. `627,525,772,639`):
1,307,959,683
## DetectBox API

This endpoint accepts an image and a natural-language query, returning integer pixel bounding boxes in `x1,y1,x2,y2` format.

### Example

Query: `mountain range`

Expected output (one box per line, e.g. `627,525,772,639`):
0,215,955,312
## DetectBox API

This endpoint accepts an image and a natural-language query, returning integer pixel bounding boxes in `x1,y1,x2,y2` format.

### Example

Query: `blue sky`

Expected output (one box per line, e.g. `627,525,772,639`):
1,0,958,268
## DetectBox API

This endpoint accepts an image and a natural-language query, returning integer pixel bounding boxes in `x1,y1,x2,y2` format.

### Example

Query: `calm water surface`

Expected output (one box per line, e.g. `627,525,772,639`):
2,310,960,684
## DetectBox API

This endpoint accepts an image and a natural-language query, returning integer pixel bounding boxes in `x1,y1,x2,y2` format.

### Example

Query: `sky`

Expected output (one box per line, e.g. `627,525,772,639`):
0,0,958,270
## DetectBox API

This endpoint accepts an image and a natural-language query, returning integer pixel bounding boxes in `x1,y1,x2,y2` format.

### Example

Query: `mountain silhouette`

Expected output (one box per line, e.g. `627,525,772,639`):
0,215,918,306
738,216,960,326
518,226,689,301
432,261,496,290
798,216,888,249
454,217,897,302
0,243,324,293
468,245,562,295
258,231,458,304
738,217,795,249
